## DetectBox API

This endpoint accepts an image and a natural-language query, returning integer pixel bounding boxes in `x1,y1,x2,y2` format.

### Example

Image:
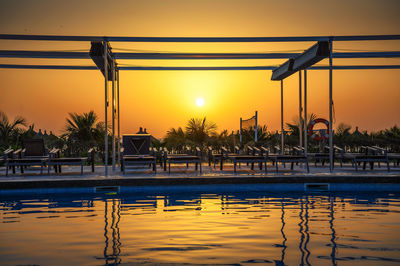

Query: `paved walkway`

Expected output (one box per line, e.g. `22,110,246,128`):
0,162,399,189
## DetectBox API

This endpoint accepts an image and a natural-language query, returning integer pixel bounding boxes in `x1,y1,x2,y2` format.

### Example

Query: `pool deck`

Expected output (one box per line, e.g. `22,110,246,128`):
0,163,399,190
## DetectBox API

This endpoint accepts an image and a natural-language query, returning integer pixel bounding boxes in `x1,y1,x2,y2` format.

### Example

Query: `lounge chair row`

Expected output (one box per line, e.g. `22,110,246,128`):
2,139,94,176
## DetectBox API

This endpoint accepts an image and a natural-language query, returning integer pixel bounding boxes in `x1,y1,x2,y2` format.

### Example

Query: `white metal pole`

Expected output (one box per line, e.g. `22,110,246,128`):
240,118,242,145
255,111,258,142
298,70,303,150
104,41,108,176
329,39,334,172
111,60,116,171
117,69,121,166
281,80,284,155
304,70,308,155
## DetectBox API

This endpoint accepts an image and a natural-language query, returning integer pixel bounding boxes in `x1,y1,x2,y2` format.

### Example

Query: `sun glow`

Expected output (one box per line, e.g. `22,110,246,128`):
196,97,205,107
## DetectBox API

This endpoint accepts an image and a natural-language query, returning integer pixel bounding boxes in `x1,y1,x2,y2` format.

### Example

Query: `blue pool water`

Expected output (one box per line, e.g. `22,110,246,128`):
1,186,400,265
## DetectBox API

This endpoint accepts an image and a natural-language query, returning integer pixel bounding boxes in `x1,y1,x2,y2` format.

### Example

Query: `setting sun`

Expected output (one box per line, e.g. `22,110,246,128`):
196,97,205,107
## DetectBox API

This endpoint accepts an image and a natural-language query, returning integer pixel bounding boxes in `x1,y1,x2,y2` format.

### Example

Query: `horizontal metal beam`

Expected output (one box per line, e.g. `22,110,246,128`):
0,50,90,59
1,64,400,71
1,50,400,60
0,64,97,70
1,34,400,42
114,52,298,59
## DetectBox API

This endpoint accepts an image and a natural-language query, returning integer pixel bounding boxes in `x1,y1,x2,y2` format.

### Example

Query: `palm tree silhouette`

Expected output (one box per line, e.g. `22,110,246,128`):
63,110,104,155
0,111,27,150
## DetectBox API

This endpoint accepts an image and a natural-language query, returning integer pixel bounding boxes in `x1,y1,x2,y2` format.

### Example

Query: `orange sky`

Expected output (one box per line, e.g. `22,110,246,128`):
0,0,399,138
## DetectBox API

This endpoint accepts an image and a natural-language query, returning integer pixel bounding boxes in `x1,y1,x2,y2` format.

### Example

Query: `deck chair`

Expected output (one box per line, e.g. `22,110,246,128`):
219,146,242,170
6,139,48,176
47,148,95,175
163,146,202,174
228,146,269,174
208,146,224,168
120,134,156,174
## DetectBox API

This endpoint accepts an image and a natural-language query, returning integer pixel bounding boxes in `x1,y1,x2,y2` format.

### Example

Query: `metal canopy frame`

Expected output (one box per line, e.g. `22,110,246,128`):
1,34,399,175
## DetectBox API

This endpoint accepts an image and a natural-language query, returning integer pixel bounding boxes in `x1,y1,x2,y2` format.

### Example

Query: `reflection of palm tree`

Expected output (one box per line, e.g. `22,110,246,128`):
0,111,26,150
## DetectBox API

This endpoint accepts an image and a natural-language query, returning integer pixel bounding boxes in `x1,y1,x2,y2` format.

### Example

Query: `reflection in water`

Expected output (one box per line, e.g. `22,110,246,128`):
102,199,122,265
275,201,287,266
330,197,337,266
0,191,399,265
304,197,310,265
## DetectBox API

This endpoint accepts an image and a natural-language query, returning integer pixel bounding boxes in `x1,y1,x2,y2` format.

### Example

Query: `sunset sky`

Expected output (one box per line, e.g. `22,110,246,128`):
0,0,399,138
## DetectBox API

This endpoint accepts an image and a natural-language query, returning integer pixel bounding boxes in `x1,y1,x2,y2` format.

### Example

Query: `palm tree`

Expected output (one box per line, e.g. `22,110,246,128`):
164,127,186,151
335,123,352,147
0,111,27,150
63,111,104,155
185,117,217,147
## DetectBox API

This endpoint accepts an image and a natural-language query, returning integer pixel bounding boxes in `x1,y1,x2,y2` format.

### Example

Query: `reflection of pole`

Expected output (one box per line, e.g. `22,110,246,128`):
299,198,305,265
330,198,337,266
103,198,122,265
280,202,287,265
280,80,284,155
103,200,109,260
304,197,310,265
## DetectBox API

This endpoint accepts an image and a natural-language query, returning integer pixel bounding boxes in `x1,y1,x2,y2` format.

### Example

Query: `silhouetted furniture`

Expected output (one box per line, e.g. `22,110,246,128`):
22,138,48,158
269,154,310,173
47,148,95,175
6,157,47,176
120,134,156,174
208,146,223,168
5,139,49,176
228,146,269,173
220,146,241,170
163,147,202,174
372,146,400,167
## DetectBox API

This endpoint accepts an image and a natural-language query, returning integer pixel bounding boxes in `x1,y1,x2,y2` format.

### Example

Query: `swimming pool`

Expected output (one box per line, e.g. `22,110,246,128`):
1,186,399,265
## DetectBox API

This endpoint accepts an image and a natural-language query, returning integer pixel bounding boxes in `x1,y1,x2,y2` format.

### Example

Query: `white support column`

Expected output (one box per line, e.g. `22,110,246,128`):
104,41,108,176
304,70,308,155
240,118,242,145
329,39,334,172
111,60,116,171
281,80,284,155
298,70,303,150
117,69,121,166
255,111,258,142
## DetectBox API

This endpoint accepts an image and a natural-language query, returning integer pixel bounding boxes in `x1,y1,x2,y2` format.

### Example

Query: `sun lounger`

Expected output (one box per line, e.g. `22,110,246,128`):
6,157,47,176
345,153,390,172
47,148,95,175
163,147,202,174
5,139,50,176
269,154,310,173
120,134,157,174
372,146,400,167
21,138,48,159
229,146,269,173
208,146,223,168
220,146,242,170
